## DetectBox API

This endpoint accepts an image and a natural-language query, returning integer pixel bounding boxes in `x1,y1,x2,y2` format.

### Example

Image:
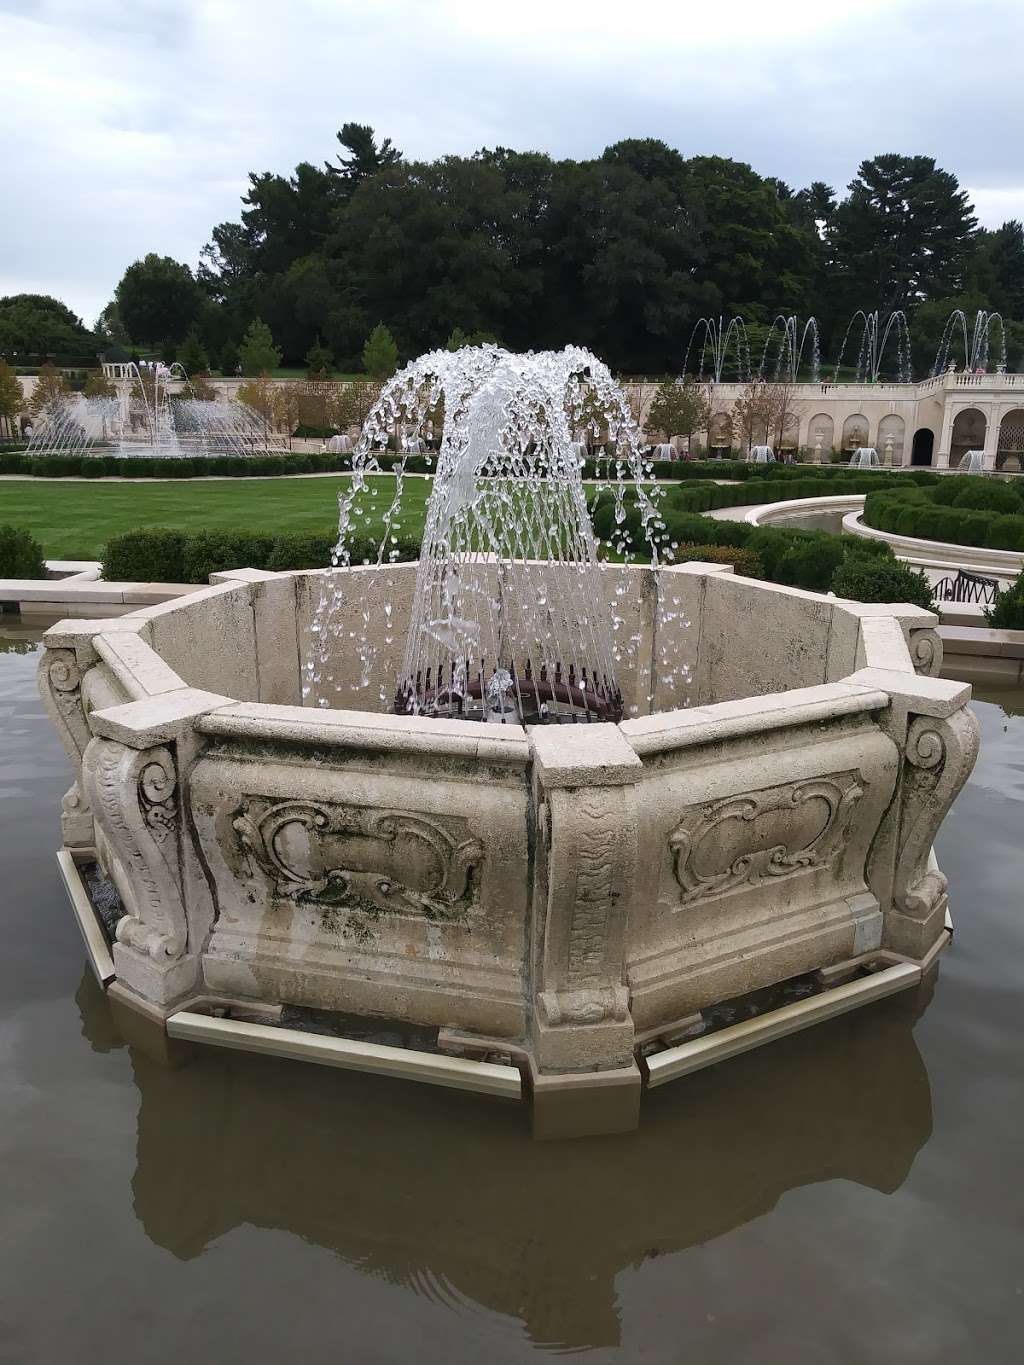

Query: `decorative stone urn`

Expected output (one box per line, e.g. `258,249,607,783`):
40,560,978,1137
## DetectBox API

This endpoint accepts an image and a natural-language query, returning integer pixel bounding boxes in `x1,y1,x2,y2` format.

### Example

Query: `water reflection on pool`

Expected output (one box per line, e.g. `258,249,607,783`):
1,618,1021,1362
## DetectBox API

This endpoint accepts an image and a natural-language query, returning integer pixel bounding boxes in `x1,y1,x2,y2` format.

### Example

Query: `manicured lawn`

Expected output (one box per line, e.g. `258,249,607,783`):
0,475,433,559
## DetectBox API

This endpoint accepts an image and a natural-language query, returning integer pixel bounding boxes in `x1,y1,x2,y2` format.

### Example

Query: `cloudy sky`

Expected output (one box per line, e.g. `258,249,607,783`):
3,0,1023,327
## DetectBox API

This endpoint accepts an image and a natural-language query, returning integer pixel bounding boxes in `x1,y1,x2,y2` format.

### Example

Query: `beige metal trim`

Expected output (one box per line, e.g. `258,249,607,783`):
644,962,921,1088
56,850,115,987
166,1010,523,1099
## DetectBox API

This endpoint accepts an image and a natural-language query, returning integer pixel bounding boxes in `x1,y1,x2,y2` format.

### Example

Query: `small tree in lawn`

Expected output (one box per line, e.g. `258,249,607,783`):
305,336,334,379
362,324,398,379
177,328,209,377
237,375,277,438
646,377,712,452
188,372,218,401
28,361,72,419
239,319,281,377
0,359,23,434
82,369,116,399
732,381,786,453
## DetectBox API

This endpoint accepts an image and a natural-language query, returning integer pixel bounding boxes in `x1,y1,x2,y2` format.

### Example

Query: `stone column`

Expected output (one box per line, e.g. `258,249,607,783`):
527,725,643,1137
935,402,956,468
982,406,1002,471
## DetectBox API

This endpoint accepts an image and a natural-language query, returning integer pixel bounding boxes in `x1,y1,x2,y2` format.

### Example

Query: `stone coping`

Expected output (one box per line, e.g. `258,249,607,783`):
744,493,866,526
939,625,1024,659
842,509,1024,575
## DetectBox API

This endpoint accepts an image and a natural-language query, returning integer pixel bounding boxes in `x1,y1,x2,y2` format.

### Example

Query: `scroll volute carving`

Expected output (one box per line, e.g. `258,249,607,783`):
894,709,980,920
82,737,188,960
908,629,942,678
38,648,92,767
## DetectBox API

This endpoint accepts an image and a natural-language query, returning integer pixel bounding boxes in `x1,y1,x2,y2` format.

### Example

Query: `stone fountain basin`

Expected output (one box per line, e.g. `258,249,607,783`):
40,560,978,1125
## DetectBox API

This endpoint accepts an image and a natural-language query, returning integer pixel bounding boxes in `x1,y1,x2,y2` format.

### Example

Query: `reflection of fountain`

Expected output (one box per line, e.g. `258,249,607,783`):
958,448,985,474
683,315,751,382
833,310,912,383
306,345,666,724
851,447,880,468
932,309,1007,376
748,444,775,463
26,361,270,458
90,967,935,1351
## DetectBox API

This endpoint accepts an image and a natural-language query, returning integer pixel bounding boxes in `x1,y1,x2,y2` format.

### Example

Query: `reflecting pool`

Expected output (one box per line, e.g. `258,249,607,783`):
1,618,1021,1362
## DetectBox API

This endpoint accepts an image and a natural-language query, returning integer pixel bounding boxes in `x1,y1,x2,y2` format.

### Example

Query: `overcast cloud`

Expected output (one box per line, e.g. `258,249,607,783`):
2,0,1022,325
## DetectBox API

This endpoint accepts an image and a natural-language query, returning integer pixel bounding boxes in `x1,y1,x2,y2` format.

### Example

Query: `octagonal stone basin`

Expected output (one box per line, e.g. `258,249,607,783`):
39,560,979,1136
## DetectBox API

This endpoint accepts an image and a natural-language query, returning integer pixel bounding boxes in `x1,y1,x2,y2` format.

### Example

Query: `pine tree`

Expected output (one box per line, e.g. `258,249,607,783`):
361,324,398,379
239,319,282,376
219,341,240,376
177,328,209,376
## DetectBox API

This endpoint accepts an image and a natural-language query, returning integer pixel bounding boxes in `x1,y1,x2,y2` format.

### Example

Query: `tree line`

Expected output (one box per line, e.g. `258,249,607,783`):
5,124,1024,378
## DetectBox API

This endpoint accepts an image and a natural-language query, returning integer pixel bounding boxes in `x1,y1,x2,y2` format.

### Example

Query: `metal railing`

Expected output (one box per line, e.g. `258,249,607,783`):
932,569,1000,605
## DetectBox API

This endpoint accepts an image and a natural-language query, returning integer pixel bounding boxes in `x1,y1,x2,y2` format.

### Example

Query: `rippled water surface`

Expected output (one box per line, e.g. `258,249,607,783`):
1,618,1021,1363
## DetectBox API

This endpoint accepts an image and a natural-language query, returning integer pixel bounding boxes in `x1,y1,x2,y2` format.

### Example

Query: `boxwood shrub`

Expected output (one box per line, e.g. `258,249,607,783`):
863,479,1024,552
830,556,935,610
986,570,1024,629
0,525,46,578
101,526,422,583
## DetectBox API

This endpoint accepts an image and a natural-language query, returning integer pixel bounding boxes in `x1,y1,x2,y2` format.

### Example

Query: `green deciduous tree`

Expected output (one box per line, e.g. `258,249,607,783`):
239,319,281,376
361,324,398,379
82,369,116,398
0,294,95,357
647,377,712,445
115,254,203,345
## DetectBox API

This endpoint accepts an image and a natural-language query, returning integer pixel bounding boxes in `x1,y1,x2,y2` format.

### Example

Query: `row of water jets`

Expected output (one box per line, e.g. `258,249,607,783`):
684,308,1007,385
25,362,268,458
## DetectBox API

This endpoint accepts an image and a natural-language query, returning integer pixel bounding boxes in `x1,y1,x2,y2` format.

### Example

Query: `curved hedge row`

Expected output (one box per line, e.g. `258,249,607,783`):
863,477,1024,552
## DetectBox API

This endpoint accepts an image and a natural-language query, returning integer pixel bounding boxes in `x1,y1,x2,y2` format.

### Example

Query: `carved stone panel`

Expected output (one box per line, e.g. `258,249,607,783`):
670,772,864,907
232,795,485,924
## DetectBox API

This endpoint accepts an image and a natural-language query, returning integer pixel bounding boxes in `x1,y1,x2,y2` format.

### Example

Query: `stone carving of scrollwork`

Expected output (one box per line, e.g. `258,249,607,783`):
231,798,484,922
894,709,980,919
81,737,187,959
908,628,942,677
670,773,864,906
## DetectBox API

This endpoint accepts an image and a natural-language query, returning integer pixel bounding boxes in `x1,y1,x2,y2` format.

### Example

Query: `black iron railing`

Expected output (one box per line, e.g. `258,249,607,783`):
932,569,1000,605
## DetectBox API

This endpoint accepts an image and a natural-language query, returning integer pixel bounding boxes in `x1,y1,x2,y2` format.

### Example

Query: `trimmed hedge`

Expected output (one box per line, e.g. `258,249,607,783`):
986,570,1024,629
0,450,438,480
830,555,934,609
670,543,764,577
864,479,1024,552
0,525,46,578
101,526,422,584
